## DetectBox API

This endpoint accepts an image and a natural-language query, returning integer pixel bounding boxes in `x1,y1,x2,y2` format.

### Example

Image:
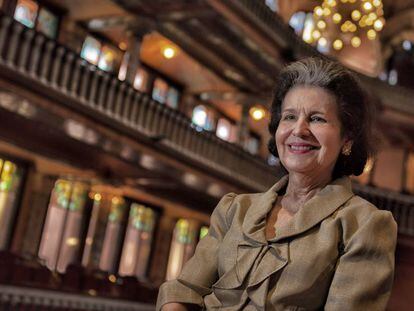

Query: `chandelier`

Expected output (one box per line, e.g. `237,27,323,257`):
311,0,385,50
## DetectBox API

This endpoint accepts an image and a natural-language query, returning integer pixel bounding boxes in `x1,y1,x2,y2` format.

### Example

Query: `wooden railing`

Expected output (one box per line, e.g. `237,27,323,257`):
0,14,278,192
354,184,414,236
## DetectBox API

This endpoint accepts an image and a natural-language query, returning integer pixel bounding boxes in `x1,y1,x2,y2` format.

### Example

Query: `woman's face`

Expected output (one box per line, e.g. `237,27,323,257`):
275,85,346,178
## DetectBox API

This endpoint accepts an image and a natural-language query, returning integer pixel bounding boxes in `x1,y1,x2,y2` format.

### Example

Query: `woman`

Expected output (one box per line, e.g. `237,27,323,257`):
156,57,397,310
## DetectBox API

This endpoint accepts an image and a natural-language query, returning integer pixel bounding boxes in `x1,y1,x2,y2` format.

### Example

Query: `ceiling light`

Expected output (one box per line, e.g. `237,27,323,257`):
318,37,328,47
249,106,266,121
333,39,343,50
351,10,361,21
351,36,361,47
333,13,342,23
363,2,373,11
367,29,377,40
374,19,383,31
162,47,176,59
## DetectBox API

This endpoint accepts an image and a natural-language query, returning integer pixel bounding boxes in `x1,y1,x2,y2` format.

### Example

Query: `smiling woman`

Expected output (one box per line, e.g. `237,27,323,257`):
157,58,397,311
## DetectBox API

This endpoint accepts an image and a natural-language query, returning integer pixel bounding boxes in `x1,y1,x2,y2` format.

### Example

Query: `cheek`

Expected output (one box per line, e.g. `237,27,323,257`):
275,126,287,145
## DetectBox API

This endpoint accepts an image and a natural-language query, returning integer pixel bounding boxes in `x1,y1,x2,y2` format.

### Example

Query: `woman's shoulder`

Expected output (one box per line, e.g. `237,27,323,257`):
335,194,397,237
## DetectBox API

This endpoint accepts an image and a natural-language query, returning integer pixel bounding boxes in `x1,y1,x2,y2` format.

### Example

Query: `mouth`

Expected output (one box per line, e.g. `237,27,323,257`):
287,144,320,153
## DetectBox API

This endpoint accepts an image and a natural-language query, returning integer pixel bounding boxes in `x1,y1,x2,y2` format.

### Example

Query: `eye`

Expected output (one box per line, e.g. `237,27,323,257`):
310,115,326,123
282,114,296,121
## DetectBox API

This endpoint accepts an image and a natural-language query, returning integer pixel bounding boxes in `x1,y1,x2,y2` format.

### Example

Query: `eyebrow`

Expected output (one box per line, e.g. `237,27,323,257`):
281,108,327,115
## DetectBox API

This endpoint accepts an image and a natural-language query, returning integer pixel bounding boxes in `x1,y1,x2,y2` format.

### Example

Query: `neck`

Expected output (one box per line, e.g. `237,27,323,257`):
281,171,333,214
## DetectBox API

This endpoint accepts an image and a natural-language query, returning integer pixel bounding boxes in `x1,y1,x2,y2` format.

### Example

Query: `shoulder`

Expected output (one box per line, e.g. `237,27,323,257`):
336,194,397,242
212,191,266,227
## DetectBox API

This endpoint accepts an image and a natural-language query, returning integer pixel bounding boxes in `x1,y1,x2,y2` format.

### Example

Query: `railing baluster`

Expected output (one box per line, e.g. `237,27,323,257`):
97,72,109,112
121,87,133,124
6,22,24,66
60,51,75,91
0,16,12,62
17,28,34,72
129,92,141,127
50,45,65,88
28,34,45,77
79,62,91,104
114,83,126,119
40,40,55,82
136,95,150,130
105,78,117,116
70,58,84,96
88,67,99,108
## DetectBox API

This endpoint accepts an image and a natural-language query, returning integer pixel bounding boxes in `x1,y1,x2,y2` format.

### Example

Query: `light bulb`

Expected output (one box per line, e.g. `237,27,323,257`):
351,10,361,21
333,39,343,50
367,29,377,40
333,13,342,23
351,36,361,47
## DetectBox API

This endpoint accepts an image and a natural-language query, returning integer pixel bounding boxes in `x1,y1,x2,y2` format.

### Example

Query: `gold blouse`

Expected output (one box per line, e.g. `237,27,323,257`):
156,176,397,310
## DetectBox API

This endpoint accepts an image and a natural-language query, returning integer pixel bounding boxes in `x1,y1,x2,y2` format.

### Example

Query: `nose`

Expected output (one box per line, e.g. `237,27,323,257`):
292,118,310,137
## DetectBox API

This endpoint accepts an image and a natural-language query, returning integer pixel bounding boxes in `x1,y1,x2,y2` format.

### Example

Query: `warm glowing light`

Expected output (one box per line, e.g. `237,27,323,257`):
367,29,377,40
363,2,373,11
318,37,328,47
333,39,343,50
162,47,176,59
249,106,266,121
317,20,327,29
326,0,337,6
109,275,117,283
333,13,342,23
351,10,361,21
112,196,120,205
373,0,381,7
323,7,331,16
314,6,323,16
351,36,361,47
349,23,357,32
374,19,384,31
66,237,79,246
94,193,101,201
118,42,127,51
312,30,321,39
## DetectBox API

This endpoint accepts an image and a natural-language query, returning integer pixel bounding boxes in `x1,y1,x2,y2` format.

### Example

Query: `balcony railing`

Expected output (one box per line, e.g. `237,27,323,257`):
0,285,154,311
0,14,278,192
354,183,414,236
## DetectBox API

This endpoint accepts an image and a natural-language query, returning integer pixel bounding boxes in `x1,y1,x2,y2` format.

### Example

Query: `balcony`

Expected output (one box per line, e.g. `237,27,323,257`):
0,13,279,199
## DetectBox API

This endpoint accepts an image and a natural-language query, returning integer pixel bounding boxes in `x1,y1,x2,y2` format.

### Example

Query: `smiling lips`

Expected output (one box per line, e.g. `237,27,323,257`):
288,143,320,154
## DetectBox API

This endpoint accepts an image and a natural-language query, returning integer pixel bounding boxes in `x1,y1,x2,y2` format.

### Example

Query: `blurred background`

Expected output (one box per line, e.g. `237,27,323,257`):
0,0,412,310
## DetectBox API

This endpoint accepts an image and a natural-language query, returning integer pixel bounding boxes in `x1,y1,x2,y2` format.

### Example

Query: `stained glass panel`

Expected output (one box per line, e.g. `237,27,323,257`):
192,105,214,131
80,36,101,65
36,7,58,39
216,118,232,141
119,203,156,278
199,226,209,239
98,45,119,72
133,68,149,92
0,160,24,250
152,78,168,104
165,218,197,280
166,87,179,109
14,0,39,28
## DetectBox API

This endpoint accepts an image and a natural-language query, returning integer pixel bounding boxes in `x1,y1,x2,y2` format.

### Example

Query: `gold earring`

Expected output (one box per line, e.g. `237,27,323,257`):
342,143,352,156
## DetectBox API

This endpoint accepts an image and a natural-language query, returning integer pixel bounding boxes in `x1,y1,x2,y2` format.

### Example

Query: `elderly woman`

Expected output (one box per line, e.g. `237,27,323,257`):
156,57,397,310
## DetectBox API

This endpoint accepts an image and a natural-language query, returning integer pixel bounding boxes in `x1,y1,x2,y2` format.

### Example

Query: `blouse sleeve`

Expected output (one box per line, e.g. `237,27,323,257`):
156,192,237,310
325,210,397,311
